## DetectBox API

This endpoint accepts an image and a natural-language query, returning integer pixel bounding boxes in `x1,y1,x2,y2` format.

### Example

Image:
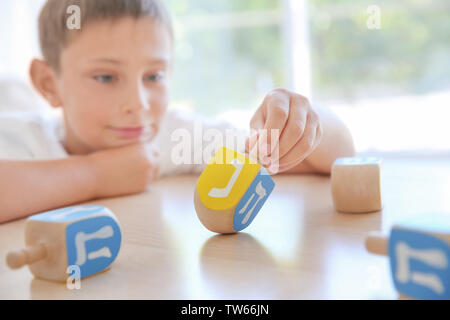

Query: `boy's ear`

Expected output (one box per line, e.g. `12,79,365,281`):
29,58,63,108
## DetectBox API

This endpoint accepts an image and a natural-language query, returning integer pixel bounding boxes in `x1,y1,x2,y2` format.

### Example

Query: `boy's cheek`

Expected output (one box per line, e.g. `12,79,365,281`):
69,107,108,139
148,92,169,121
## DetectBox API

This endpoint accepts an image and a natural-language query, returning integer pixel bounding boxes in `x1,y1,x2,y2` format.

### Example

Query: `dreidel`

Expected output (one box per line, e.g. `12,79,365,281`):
6,205,122,282
194,147,275,234
365,213,450,300
331,157,383,213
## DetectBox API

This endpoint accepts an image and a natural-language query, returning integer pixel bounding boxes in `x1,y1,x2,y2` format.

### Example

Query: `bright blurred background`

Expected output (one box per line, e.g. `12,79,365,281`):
0,0,449,156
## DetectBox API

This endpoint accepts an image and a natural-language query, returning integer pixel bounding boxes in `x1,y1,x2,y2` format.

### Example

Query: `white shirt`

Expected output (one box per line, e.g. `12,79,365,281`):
0,109,249,178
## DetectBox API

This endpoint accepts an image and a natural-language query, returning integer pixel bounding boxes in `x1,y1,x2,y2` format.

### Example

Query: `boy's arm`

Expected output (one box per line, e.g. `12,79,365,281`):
0,157,96,224
0,143,159,224
285,105,355,175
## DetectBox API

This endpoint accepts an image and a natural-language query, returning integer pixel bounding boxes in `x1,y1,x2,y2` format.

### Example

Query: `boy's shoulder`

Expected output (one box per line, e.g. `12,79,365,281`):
0,110,67,160
0,110,51,126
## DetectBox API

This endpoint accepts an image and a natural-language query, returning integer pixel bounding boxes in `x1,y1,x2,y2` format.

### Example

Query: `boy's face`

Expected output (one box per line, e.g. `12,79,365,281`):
56,17,172,154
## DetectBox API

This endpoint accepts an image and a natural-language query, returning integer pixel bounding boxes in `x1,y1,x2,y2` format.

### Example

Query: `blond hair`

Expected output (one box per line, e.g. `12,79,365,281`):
38,0,173,72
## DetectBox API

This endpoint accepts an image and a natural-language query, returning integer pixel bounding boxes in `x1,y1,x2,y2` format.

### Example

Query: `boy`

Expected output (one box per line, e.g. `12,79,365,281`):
0,0,355,223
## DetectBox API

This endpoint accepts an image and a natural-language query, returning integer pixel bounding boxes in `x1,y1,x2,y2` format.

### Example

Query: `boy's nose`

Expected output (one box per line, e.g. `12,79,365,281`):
120,82,151,114
120,104,139,115
120,102,148,114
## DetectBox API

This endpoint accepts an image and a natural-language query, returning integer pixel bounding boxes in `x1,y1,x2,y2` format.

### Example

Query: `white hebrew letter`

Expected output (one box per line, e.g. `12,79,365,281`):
241,181,267,224
75,225,114,266
208,158,244,198
395,241,447,294
239,194,256,214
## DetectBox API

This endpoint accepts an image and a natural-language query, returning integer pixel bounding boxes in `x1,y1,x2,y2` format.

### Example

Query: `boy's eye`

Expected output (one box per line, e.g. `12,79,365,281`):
94,75,117,83
144,73,164,82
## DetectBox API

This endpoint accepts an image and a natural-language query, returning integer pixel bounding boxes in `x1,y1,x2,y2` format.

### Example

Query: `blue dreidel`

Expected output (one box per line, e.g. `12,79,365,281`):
6,205,122,282
365,213,450,299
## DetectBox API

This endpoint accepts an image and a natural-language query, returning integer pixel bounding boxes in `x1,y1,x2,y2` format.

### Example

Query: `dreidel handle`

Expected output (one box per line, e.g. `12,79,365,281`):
6,243,47,269
365,232,388,256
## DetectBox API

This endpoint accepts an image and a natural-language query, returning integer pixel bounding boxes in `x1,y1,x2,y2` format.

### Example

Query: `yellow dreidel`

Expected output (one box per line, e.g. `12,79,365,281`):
194,147,275,234
6,205,122,282
365,213,450,300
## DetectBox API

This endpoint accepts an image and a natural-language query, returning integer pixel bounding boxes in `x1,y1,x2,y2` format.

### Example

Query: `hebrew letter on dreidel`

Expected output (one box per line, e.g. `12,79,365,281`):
209,158,244,198
242,181,267,225
88,247,112,260
75,225,114,266
395,241,448,294
238,194,255,214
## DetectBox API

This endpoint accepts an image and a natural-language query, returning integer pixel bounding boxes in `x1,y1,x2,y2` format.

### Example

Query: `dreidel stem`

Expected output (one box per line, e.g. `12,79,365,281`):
365,232,388,256
6,243,47,269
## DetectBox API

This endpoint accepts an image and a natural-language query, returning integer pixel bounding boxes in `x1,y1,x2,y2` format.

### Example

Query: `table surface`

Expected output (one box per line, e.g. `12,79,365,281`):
1,157,450,300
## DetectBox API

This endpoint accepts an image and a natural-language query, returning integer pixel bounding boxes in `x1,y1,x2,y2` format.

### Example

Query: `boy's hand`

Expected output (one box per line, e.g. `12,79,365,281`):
245,88,323,174
88,143,159,198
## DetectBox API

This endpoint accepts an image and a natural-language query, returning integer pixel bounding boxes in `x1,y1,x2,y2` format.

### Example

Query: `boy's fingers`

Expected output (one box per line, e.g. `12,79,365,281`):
276,98,309,159
245,131,259,154
315,122,323,147
262,92,290,151
256,129,270,166
277,110,321,164
249,106,265,130
276,117,318,173
247,108,265,152
246,131,270,167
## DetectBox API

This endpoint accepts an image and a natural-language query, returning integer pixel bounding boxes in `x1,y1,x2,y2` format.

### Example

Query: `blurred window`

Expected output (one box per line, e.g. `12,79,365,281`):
167,0,288,117
0,0,448,154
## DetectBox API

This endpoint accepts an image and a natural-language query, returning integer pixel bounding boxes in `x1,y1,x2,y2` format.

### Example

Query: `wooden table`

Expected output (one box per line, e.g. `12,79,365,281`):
1,157,450,300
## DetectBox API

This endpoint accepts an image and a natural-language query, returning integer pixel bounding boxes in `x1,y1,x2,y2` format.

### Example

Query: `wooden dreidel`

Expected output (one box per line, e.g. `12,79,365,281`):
194,146,275,234
365,214,450,300
331,157,382,213
6,205,122,282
